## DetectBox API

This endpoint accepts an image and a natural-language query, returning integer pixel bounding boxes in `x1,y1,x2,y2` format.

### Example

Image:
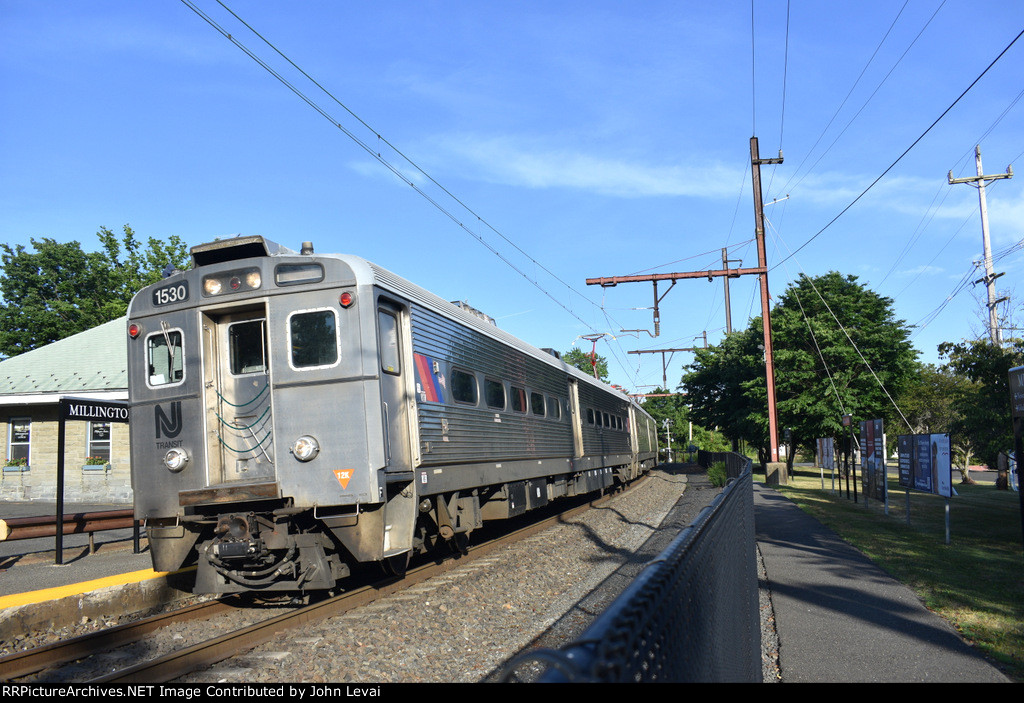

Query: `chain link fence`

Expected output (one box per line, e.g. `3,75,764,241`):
501,456,759,682
698,449,752,480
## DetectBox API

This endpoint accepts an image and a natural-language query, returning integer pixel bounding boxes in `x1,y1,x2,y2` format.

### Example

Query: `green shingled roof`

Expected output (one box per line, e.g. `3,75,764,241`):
0,318,127,394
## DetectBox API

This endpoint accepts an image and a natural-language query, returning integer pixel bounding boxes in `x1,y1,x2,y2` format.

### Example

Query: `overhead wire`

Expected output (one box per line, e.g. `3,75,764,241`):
765,215,911,428
771,25,1024,271
878,87,1024,290
777,0,917,196
910,237,1024,337
181,0,646,386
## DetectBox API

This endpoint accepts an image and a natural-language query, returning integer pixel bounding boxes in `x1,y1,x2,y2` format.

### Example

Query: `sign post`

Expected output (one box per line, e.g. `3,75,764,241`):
897,432,953,542
55,397,130,565
842,414,857,503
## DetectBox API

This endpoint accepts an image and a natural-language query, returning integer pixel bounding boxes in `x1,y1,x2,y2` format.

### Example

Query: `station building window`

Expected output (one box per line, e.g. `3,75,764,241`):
7,417,30,466
87,421,111,463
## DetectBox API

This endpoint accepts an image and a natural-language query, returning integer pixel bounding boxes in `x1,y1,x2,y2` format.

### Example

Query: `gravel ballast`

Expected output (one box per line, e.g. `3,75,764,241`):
168,463,780,684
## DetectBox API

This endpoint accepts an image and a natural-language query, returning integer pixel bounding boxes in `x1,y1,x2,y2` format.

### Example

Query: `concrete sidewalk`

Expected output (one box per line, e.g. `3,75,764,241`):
754,483,1010,683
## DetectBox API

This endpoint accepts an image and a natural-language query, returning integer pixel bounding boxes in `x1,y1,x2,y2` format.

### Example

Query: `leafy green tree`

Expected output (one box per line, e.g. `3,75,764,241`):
642,389,730,460
892,362,967,435
771,272,917,471
682,326,770,463
0,225,189,357
95,225,190,305
937,338,1024,486
682,272,917,470
893,361,979,483
563,347,609,382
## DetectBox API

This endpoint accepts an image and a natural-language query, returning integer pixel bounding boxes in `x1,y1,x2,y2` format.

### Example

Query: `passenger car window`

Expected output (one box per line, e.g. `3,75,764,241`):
511,386,526,412
451,369,478,405
547,396,561,420
147,330,184,386
484,378,505,409
289,310,338,368
530,392,545,416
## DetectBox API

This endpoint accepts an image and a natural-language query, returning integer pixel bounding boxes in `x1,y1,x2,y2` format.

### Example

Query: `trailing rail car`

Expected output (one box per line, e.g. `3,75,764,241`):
127,236,658,594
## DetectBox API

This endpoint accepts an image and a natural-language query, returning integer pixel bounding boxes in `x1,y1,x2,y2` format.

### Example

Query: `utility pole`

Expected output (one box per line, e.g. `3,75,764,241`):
585,137,783,463
751,136,783,463
722,248,742,334
948,145,1013,345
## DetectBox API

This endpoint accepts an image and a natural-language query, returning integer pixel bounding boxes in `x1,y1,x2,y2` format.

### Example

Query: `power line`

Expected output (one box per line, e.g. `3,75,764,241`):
181,0,646,386
778,1,920,197
765,218,911,428
772,25,1024,271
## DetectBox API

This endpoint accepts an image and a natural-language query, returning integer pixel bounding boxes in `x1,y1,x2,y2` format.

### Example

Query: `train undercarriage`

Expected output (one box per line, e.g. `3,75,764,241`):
156,465,642,594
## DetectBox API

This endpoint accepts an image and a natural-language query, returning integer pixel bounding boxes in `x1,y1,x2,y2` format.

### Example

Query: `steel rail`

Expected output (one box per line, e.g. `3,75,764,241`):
0,596,233,680
92,489,624,683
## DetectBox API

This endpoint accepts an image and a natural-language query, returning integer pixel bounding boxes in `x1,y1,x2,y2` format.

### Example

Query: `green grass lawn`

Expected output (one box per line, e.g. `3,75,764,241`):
760,466,1024,682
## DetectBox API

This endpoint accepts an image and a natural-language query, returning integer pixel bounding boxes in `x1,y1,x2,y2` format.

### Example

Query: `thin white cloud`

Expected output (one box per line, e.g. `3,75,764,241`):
433,135,744,199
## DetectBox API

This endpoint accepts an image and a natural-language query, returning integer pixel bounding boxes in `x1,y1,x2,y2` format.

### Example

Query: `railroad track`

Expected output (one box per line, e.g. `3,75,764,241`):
1,488,618,683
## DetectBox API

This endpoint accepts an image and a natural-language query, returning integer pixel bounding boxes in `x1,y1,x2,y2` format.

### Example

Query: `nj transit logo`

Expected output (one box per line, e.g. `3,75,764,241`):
155,402,183,438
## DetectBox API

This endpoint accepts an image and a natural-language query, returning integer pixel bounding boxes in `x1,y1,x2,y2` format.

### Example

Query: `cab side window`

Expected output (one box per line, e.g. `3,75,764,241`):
378,309,401,375
147,330,184,386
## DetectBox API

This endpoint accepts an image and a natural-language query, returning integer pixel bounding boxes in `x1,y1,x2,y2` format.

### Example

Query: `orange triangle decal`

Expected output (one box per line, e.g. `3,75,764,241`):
334,469,354,489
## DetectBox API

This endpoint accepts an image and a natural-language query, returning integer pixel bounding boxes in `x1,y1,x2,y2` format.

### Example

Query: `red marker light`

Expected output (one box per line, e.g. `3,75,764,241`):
339,291,353,308
128,323,140,338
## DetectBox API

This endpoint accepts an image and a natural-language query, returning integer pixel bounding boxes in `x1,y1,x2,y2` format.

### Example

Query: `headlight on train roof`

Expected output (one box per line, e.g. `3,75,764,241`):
164,448,190,472
291,435,320,462
203,277,223,295
202,266,262,297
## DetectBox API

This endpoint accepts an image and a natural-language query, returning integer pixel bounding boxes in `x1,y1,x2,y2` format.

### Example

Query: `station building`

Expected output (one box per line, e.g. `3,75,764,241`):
0,318,132,504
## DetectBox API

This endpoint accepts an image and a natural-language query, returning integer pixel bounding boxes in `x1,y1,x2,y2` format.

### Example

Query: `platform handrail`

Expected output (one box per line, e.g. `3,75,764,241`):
0,509,144,559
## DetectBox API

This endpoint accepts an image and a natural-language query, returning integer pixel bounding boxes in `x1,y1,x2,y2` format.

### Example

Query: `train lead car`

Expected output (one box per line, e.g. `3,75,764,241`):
127,235,658,594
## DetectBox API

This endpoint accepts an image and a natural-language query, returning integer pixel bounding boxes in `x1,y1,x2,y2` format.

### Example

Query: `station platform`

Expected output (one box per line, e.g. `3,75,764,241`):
0,490,1013,682
0,501,186,637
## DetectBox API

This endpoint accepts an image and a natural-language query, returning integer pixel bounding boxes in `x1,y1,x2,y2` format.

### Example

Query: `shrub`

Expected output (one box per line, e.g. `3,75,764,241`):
707,461,728,487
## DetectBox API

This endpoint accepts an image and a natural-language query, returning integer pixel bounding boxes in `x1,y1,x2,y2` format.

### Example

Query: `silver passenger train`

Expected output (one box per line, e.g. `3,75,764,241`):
127,235,658,593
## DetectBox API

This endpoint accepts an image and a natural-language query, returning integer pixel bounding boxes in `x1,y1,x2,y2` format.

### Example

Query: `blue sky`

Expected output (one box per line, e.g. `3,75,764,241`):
2,1,1023,394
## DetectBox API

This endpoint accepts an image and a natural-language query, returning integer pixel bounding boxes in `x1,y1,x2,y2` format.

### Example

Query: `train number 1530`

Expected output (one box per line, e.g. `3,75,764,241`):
152,281,190,306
